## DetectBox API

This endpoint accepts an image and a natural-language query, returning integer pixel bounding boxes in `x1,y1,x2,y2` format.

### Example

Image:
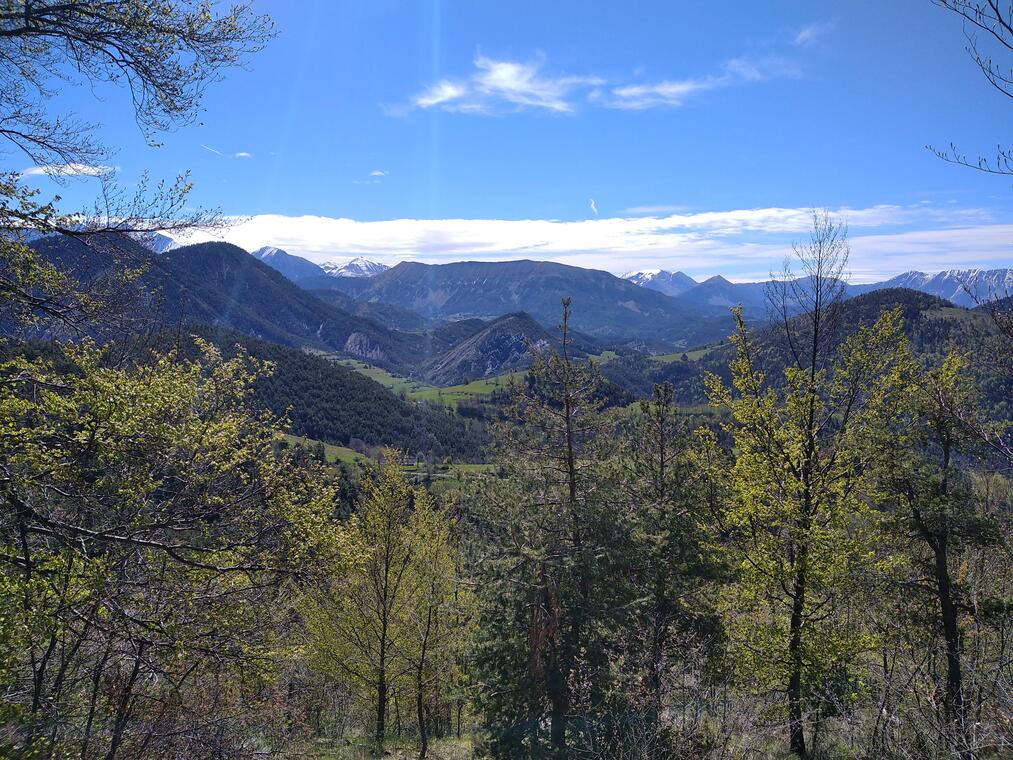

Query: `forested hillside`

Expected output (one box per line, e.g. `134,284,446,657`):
29,234,434,370
190,328,487,461
601,287,1013,416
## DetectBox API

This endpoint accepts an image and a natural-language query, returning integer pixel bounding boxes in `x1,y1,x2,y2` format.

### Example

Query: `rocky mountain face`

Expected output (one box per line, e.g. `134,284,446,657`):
422,312,554,385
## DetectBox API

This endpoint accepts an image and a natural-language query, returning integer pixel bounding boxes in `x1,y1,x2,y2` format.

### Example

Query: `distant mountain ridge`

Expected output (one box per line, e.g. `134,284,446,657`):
321,257,389,278
351,259,728,346
622,269,698,297
252,246,327,282
849,268,1012,307
623,266,1011,311
130,231,182,254
30,235,430,371
246,243,1009,315
100,236,1013,370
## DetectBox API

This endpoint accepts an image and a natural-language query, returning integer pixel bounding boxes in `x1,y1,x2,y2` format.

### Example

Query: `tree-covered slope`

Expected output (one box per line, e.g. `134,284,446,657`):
30,236,431,371
601,288,1011,416
422,312,553,385
176,327,487,461
356,259,732,345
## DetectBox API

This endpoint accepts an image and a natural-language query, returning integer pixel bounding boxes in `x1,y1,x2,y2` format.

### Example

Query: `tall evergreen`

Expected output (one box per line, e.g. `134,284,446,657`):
468,300,624,758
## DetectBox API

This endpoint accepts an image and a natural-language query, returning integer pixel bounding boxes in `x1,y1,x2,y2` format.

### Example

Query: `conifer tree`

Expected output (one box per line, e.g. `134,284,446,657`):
469,299,624,758
616,382,726,744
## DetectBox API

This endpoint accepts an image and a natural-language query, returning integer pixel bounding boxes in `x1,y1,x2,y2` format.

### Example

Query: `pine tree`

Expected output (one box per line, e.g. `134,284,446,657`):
468,299,624,758
616,382,727,745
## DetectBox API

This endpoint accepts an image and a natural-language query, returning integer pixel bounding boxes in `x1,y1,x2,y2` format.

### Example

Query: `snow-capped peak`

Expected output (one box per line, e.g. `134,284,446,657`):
622,269,698,297
253,245,283,258
129,231,183,254
321,257,389,278
622,268,661,280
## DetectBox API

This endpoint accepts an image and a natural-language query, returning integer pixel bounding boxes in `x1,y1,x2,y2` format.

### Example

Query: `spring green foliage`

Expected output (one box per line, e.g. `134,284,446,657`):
706,307,916,748
0,339,351,757
858,350,1011,754
0,3,1010,755
302,459,466,754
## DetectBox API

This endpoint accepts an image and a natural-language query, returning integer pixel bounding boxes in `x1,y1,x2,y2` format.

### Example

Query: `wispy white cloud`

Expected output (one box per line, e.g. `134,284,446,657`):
200,143,224,156
412,55,603,114
624,204,696,215
353,169,388,185
793,21,835,47
406,53,797,114
606,57,798,109
174,203,1009,283
22,163,113,177
235,151,252,159
589,198,598,216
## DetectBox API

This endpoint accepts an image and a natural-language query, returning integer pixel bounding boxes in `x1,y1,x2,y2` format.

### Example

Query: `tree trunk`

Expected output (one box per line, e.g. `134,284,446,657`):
549,702,566,758
417,603,433,760
417,672,428,760
933,534,965,746
105,644,145,760
548,665,567,758
376,667,387,750
787,549,808,758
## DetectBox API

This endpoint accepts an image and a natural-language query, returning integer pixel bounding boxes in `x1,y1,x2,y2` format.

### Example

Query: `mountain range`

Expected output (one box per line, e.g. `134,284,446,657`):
249,246,1009,328
28,233,1013,391
848,268,1013,307
128,238,1012,316
622,267,1012,312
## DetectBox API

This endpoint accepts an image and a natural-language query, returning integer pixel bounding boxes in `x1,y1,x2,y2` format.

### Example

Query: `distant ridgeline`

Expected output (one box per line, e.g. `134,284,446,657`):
599,288,1012,418
18,233,1013,435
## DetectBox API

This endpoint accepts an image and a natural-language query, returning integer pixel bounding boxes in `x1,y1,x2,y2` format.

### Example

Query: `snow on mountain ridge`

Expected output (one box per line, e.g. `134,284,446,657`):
321,257,389,278
622,268,698,297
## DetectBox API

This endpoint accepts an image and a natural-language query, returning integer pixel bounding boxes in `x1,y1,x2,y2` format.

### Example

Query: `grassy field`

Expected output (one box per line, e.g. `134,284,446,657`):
280,434,371,465
330,357,523,409
586,349,619,363
408,372,525,406
653,343,724,363
283,433,494,480
334,358,439,396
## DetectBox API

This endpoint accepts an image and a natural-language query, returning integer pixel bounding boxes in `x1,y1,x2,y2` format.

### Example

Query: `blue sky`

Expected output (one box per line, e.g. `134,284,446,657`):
8,0,1013,281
